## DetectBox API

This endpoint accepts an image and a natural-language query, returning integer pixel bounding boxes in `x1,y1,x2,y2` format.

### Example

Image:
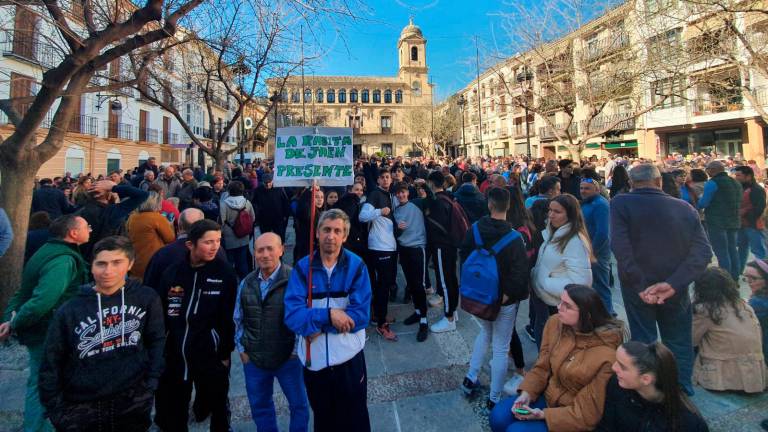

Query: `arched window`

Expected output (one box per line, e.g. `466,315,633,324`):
327,89,335,103
411,46,418,61
373,89,381,103
361,89,370,103
395,89,403,103
412,81,421,97
65,146,85,175
350,89,358,103
107,148,121,173
291,91,300,103
304,88,312,102
384,89,392,103
338,88,346,103
316,88,323,103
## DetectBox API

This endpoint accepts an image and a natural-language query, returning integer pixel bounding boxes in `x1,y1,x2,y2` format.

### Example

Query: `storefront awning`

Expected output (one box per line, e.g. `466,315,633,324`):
585,143,601,149
604,140,638,149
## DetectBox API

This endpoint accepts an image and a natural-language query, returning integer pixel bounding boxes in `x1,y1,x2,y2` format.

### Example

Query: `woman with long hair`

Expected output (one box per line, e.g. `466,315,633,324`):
72,176,93,207
126,191,175,278
293,186,325,265
530,194,593,346
608,165,630,198
596,341,708,432
691,267,766,392
745,258,768,363
490,285,623,432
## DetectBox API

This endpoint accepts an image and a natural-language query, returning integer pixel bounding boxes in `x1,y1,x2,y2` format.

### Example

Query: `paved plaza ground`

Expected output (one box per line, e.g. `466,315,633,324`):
1,224,767,431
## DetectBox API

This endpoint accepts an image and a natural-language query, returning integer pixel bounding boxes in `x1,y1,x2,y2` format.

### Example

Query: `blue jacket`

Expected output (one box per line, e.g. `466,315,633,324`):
581,194,610,257
0,208,12,257
454,183,488,224
284,248,371,370
750,295,768,362
610,188,712,293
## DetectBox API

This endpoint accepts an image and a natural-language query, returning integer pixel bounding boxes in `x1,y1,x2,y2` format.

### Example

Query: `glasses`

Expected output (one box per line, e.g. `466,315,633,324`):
742,275,764,282
87,225,93,232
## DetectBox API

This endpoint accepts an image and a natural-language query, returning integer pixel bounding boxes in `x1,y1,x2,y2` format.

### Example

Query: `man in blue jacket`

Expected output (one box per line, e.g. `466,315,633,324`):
580,177,613,314
284,209,372,432
611,163,712,395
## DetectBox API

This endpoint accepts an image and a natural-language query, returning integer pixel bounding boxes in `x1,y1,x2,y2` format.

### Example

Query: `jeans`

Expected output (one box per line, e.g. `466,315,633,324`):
621,282,694,395
591,252,614,314
226,245,252,280
24,343,53,432
467,303,519,403
707,225,740,280
243,358,309,432
531,290,557,349
490,397,548,432
738,227,767,273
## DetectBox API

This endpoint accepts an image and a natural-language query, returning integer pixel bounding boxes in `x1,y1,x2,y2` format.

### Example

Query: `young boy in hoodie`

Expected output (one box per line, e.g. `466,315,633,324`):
38,236,165,432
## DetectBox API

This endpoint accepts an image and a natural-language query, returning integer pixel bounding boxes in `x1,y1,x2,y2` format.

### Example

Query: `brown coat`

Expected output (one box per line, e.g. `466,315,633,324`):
518,315,623,432
693,300,767,393
126,211,175,278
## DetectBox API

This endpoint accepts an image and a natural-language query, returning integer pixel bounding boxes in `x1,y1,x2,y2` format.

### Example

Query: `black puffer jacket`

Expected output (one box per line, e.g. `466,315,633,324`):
238,265,295,370
595,376,709,432
334,193,367,258
459,216,530,305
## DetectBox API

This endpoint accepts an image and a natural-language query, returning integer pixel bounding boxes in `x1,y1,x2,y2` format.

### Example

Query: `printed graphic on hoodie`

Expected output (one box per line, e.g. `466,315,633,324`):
75,304,148,359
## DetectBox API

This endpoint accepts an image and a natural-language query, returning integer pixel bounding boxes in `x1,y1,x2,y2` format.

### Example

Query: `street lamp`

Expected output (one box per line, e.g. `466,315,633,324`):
457,95,467,156
516,66,534,159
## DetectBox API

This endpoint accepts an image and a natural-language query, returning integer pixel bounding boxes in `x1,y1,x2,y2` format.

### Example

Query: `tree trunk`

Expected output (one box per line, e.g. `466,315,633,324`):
215,152,228,172
0,154,38,313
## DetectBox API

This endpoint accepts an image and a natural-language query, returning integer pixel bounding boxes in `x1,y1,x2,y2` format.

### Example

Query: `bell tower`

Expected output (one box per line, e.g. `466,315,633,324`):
397,17,429,101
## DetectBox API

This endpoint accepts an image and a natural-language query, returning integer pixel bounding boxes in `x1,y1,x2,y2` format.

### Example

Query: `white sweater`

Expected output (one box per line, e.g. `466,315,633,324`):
531,223,593,306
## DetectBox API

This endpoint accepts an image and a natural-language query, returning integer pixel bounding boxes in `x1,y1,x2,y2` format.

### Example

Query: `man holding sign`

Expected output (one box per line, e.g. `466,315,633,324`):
284,209,372,432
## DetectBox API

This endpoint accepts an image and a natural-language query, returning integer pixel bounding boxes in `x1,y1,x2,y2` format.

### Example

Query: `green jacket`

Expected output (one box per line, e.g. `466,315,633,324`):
3,239,89,345
705,173,742,230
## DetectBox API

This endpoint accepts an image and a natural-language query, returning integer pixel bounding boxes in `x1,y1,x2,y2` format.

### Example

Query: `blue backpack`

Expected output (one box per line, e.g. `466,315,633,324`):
460,223,521,321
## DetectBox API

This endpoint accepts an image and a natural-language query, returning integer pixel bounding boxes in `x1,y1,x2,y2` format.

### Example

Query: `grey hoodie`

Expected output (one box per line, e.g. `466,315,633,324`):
394,200,427,248
220,195,255,249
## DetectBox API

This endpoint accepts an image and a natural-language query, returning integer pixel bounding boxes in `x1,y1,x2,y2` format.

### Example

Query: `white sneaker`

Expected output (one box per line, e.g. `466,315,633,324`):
430,316,456,333
503,374,525,396
427,293,444,308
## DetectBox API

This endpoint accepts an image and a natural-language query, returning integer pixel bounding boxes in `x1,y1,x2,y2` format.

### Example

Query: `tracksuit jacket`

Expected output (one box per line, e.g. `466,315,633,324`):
284,249,372,371
156,254,238,379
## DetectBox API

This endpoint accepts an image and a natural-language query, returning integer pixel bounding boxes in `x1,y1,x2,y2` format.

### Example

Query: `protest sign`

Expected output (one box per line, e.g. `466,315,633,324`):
272,127,354,187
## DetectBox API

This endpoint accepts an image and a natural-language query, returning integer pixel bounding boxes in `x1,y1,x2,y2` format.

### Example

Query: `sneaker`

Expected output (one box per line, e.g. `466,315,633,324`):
503,374,525,396
524,324,535,342
376,323,398,341
371,315,396,326
430,316,456,333
417,323,429,342
427,293,444,308
485,399,497,414
403,312,421,326
461,377,478,396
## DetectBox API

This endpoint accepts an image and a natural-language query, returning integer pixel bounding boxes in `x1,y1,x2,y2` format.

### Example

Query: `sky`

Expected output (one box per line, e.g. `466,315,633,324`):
303,0,522,103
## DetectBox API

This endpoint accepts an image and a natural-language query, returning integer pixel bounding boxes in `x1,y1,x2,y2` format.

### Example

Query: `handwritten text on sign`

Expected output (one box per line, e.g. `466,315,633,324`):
273,127,354,187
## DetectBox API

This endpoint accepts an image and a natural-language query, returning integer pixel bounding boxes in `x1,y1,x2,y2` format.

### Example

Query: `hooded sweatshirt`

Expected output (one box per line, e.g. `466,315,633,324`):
38,279,165,409
220,195,256,249
359,187,397,252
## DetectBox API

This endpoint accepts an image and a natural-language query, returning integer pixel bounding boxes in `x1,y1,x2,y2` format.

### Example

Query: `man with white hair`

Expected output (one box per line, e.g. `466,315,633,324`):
610,163,712,395
139,169,156,191
154,165,181,198
177,168,199,211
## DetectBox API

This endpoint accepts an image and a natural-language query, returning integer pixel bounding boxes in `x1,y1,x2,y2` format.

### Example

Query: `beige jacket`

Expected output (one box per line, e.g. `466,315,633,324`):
693,300,767,393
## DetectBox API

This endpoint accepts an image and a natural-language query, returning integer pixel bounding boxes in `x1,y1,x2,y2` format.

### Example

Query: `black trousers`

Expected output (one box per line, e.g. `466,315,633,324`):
367,250,398,326
51,383,153,432
154,360,231,432
303,351,370,432
430,245,459,318
398,245,428,316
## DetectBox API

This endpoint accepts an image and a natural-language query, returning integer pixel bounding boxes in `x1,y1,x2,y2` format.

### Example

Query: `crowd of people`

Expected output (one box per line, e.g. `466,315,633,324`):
0,150,767,431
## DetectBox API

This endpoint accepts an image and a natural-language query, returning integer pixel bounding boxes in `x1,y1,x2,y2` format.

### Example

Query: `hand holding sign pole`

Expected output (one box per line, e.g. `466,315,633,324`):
273,127,354,367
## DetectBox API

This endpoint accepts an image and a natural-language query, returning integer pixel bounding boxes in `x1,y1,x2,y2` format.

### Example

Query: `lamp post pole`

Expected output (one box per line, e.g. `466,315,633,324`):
457,95,466,157
269,91,280,159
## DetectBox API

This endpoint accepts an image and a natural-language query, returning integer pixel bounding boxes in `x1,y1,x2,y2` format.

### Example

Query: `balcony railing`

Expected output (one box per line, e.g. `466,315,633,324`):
68,115,98,135
381,126,392,134
581,112,636,134
751,87,767,107
693,98,743,116
104,122,135,140
581,33,629,62
513,124,535,138
499,129,509,138
139,127,159,143
538,93,576,112
539,123,578,140
163,132,179,145
1,31,61,70
209,93,230,109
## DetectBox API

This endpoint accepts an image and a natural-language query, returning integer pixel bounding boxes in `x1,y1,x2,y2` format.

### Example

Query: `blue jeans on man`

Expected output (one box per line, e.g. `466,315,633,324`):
591,250,614,315
621,283,694,395
738,227,767,273
25,342,54,432
243,357,309,432
707,225,740,280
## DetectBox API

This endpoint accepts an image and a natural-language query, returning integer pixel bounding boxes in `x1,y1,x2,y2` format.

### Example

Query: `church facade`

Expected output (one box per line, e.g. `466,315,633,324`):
267,19,434,158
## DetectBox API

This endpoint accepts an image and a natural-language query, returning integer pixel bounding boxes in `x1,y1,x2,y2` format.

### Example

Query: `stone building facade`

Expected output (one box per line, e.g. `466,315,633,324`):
267,19,434,158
